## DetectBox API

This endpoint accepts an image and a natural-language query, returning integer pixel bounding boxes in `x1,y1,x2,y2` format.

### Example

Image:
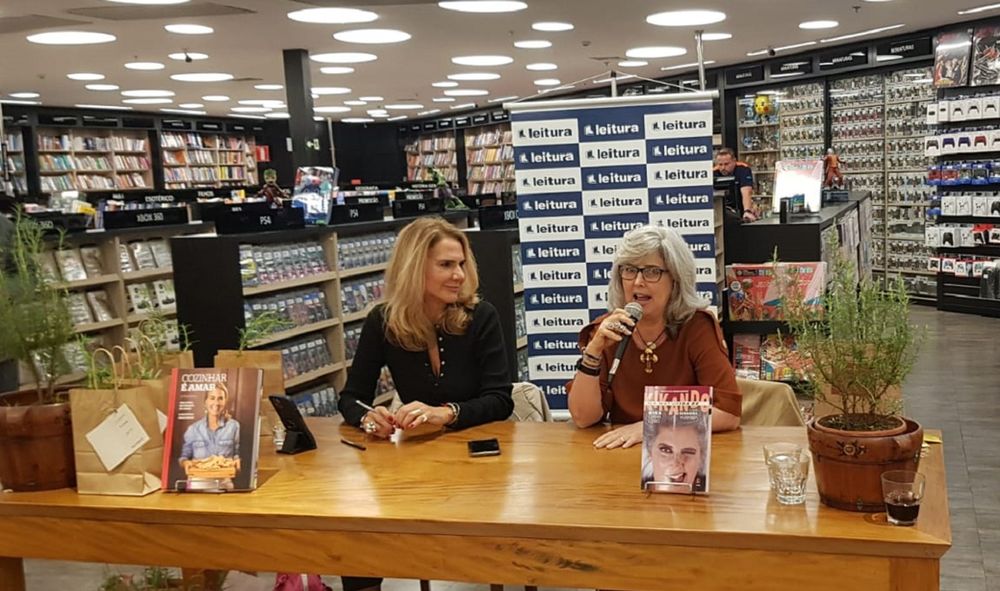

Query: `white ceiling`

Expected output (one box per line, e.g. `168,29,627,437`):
0,0,992,121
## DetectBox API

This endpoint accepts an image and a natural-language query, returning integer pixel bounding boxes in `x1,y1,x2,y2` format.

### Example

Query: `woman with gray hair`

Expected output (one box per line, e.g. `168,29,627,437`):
567,225,741,447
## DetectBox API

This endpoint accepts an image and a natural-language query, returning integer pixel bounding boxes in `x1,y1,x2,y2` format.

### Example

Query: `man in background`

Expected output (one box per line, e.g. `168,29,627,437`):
714,148,758,223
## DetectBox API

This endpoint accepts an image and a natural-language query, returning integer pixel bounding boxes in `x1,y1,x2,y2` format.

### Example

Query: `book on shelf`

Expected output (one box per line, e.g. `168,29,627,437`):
162,368,263,492
641,386,713,494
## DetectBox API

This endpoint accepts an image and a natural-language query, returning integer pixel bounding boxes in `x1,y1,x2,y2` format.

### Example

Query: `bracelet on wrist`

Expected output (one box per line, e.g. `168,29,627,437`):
582,350,601,363
444,402,460,426
576,357,601,376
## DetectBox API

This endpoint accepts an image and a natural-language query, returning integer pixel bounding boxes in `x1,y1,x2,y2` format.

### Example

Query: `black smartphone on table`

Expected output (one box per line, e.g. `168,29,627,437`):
468,438,501,457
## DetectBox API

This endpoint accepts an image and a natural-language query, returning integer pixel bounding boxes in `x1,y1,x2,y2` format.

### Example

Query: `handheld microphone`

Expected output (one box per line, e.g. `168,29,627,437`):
607,302,644,386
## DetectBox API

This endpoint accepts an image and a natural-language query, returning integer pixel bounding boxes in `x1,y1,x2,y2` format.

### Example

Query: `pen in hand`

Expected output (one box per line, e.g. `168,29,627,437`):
355,399,397,427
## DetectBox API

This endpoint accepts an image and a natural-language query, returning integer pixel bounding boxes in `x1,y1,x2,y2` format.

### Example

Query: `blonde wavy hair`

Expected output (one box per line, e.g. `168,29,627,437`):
383,217,480,351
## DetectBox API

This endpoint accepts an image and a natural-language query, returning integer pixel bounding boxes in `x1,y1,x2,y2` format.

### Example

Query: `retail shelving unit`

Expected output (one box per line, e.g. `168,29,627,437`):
160,131,257,190
465,123,515,196
404,131,457,183
171,212,473,400
35,128,154,193
3,130,27,194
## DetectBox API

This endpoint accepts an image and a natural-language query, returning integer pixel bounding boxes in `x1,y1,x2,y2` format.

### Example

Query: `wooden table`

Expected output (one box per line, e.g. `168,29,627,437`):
0,421,951,591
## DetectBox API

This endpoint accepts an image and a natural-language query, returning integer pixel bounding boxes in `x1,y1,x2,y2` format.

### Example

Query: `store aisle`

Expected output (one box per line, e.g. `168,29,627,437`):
21,307,1000,591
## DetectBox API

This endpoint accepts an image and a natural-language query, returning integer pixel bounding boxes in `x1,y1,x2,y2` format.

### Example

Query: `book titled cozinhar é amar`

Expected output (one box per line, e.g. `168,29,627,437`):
641,386,713,494
161,368,262,493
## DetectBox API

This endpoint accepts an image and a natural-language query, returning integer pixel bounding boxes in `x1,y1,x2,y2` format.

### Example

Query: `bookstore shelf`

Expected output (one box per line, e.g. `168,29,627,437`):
74,319,125,334
339,262,388,280
286,363,344,390
250,318,342,349
55,274,121,291
242,271,340,297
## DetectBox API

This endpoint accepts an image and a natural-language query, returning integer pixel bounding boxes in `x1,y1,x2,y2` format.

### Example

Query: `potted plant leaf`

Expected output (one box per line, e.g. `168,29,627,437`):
0,213,77,491
780,242,925,512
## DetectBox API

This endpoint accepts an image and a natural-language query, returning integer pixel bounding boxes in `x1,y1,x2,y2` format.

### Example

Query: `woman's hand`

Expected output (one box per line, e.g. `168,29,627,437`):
394,401,454,430
592,421,643,449
585,309,636,356
360,406,396,439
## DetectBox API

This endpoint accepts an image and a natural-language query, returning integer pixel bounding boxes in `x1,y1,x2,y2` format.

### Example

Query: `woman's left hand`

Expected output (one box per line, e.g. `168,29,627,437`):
394,401,453,429
593,421,643,449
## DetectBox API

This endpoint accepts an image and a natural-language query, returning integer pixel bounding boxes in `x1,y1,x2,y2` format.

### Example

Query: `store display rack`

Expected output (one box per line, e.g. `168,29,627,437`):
465,123,515,196
3,131,28,194
35,128,154,193
160,131,258,190
404,131,457,183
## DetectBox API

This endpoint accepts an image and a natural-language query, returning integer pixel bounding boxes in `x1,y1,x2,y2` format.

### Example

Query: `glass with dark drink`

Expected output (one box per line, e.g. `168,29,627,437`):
881,470,926,526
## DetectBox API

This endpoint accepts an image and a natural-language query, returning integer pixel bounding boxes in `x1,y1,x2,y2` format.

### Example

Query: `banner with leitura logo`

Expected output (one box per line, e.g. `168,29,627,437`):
507,93,718,410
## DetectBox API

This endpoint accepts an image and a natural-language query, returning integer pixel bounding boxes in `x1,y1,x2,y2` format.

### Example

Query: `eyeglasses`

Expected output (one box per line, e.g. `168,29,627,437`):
619,264,668,283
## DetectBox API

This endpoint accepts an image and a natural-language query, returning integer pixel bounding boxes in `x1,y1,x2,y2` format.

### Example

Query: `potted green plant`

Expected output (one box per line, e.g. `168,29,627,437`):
0,214,77,491
780,243,925,512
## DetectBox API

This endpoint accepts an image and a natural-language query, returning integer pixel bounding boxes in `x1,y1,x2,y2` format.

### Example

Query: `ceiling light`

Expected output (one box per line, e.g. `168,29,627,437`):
333,29,411,44
310,52,378,64
417,109,441,116
0,99,41,105
169,52,208,61
646,10,726,26
161,108,206,115
229,114,265,120
125,61,165,71
489,95,519,103
661,60,716,71
9,92,40,99
106,0,189,4
320,66,355,75
770,72,807,79
202,95,230,101
618,60,648,67
254,84,283,91
592,75,636,84
451,55,513,66
386,103,424,110
387,115,408,121
170,72,234,82
625,46,687,59
433,97,457,102
121,89,175,97
438,1,527,12
231,106,271,113
75,104,132,110
450,103,476,109
67,73,105,81
313,116,325,122
265,112,291,119
800,20,839,29
701,32,732,40
526,62,558,71
534,78,561,86
27,31,116,45
164,24,214,35
957,2,1000,13
342,118,375,123
747,41,816,56
287,7,378,24
179,102,204,108
344,100,367,106
86,84,119,91
360,96,384,101
368,109,389,116
532,22,573,31
122,98,173,104
444,89,489,96
315,106,353,113
448,72,501,80
239,100,286,107
312,87,352,96
820,24,904,43
514,40,551,49
432,81,459,88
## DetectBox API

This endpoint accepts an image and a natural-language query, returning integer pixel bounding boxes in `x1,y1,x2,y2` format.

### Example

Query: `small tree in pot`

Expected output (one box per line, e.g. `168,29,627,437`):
780,241,925,512
0,214,77,491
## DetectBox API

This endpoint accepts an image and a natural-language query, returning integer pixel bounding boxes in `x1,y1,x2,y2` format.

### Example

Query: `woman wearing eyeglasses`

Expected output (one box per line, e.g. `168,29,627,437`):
567,225,741,448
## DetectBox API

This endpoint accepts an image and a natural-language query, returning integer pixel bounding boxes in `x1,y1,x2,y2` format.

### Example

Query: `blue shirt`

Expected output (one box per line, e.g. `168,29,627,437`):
179,417,240,465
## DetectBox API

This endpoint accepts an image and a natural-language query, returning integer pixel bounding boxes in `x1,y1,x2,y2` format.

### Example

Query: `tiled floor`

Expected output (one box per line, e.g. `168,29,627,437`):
18,306,1000,591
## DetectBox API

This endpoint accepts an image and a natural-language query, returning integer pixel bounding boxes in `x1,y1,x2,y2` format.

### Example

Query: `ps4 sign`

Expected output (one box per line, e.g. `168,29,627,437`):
511,92,717,410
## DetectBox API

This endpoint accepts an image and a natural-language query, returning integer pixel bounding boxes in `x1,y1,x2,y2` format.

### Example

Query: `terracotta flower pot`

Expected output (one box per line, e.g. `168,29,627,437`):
0,389,76,492
807,415,923,512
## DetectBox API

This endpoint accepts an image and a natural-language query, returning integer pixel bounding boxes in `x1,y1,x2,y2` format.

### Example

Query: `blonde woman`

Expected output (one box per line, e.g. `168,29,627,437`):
338,216,514,437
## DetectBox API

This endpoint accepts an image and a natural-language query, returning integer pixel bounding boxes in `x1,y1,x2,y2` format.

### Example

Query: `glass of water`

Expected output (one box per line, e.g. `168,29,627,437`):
766,447,810,505
763,442,802,489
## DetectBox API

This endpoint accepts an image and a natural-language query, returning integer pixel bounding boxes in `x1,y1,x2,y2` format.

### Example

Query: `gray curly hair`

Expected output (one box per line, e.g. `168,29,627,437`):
607,224,707,338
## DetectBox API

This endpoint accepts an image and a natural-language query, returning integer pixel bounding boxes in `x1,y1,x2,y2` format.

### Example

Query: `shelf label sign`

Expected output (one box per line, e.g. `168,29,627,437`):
511,96,717,409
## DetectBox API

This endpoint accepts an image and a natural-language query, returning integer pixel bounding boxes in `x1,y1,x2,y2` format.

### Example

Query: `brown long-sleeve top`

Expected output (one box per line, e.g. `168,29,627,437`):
567,309,741,424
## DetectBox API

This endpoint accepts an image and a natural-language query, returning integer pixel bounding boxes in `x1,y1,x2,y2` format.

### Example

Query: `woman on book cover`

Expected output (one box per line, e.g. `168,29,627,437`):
336,216,513,591
178,382,241,487
567,225,741,448
641,411,709,493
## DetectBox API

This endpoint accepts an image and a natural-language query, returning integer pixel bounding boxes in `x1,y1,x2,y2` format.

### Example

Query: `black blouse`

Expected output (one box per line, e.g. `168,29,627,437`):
338,301,514,429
